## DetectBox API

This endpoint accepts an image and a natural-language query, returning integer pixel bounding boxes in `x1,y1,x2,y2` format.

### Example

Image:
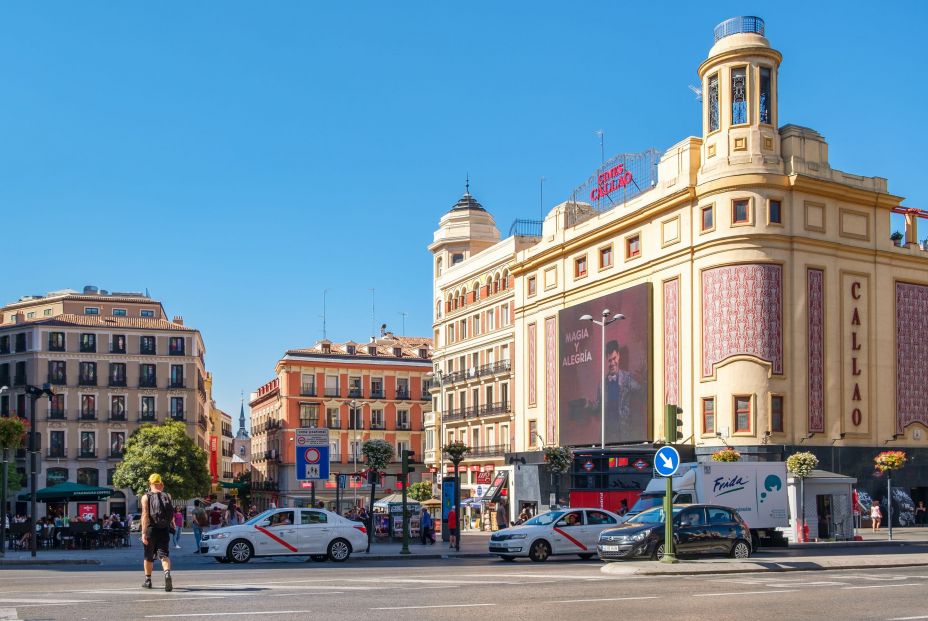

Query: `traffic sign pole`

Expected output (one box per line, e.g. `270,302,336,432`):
659,411,679,564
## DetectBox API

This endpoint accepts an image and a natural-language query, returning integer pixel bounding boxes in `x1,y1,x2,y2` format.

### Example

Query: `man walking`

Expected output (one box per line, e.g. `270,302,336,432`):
420,507,434,545
140,473,175,592
447,506,458,549
191,500,208,553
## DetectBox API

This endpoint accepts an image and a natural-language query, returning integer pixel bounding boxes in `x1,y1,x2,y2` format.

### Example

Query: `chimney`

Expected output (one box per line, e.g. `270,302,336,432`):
173,316,184,325
13,311,24,324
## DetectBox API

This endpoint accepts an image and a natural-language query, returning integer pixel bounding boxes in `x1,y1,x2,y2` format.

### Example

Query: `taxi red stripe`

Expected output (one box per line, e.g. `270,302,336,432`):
553,527,587,551
255,526,298,552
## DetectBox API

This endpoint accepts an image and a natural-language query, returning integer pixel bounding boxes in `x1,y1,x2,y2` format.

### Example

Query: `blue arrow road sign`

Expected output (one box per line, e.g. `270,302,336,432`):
654,446,680,477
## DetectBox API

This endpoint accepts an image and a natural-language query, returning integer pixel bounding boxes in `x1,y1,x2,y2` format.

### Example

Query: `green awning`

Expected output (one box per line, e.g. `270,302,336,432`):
219,481,248,489
18,482,115,502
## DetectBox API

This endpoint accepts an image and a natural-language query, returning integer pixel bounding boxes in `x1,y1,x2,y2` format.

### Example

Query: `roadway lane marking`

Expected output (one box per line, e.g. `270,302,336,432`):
843,583,921,590
372,604,496,611
0,599,105,604
552,596,658,604
888,616,928,620
146,611,316,618
693,590,799,597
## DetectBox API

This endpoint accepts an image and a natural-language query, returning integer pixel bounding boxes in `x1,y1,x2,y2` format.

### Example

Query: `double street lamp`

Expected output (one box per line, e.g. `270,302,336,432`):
579,310,625,450
24,383,55,558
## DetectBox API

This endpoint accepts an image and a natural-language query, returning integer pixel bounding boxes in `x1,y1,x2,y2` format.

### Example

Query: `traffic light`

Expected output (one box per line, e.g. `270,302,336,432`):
401,449,415,474
665,405,684,443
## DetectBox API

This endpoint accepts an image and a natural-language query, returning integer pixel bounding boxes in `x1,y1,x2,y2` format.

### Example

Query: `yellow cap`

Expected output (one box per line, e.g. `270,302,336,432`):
148,473,163,485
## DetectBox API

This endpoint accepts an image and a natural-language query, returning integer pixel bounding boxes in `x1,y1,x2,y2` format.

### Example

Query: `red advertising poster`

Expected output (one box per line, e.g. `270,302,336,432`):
558,283,650,445
209,436,219,483
78,503,97,521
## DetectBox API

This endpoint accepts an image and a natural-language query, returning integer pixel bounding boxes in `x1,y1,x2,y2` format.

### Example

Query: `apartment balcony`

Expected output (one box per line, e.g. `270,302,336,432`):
47,409,67,421
78,451,98,460
109,410,127,422
464,443,510,458
46,449,67,459
396,422,410,431
169,347,185,356
138,377,158,389
169,380,186,389
138,413,157,423
478,360,512,376
479,401,511,416
79,410,97,421
48,344,65,353
348,388,363,398
48,375,67,386
324,390,340,398
173,412,188,423
443,409,467,423
420,393,430,401
222,429,234,438
110,346,127,354
79,345,96,354
109,451,124,459
300,385,316,397
140,347,157,356
222,470,233,479
369,390,385,399
395,389,411,400
370,422,385,431
78,376,97,387
109,378,127,387
265,449,279,462
253,480,279,491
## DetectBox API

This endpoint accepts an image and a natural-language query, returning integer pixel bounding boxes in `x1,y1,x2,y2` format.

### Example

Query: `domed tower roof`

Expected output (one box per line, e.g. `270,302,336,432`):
450,177,486,212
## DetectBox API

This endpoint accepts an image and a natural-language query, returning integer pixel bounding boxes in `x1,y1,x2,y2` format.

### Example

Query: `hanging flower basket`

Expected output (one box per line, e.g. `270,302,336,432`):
786,451,819,479
711,448,741,462
874,450,906,473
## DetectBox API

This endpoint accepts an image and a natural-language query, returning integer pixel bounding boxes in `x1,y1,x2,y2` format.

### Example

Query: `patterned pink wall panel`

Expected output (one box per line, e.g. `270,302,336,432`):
808,269,825,433
545,317,557,443
528,323,537,407
702,264,783,377
896,282,928,433
663,278,680,406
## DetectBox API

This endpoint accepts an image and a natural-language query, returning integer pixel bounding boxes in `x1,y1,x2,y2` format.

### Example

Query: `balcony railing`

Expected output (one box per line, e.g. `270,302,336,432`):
173,412,188,422
480,401,511,416
370,390,385,399
109,451,124,459
78,376,97,386
78,452,97,459
348,388,362,398
48,375,67,386
397,422,410,430
109,378,127,387
138,413,157,423
46,449,67,458
140,347,157,356
370,422,385,430
48,409,67,420
265,450,279,461
300,385,316,396
169,380,186,389
478,360,511,376
395,388,410,400
48,344,65,352
324,390,340,397
79,411,97,421
109,410,127,421
443,409,467,422
139,377,158,388
110,345,126,354
464,443,510,458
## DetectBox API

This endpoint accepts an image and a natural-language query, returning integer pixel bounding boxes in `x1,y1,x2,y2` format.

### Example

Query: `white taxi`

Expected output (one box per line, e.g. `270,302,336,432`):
202,508,369,563
489,508,623,562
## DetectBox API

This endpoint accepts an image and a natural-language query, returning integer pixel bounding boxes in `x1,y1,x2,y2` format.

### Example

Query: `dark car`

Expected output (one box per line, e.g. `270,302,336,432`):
597,504,752,561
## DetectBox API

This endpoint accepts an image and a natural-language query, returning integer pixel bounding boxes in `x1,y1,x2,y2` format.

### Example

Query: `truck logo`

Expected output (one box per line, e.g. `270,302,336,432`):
713,475,748,496
760,474,782,503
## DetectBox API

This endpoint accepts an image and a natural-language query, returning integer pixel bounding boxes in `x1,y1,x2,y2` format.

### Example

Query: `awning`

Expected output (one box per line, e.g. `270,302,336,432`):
481,471,509,503
18,482,114,503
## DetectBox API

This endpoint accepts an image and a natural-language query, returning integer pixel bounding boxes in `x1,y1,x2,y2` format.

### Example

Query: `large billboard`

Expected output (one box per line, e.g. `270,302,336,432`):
558,283,650,446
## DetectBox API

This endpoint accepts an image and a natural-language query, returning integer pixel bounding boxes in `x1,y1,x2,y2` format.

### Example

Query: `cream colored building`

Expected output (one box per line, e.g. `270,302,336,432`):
429,17,928,511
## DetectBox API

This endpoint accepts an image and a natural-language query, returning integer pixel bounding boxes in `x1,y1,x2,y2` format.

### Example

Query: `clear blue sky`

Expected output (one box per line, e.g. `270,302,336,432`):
2,2,924,425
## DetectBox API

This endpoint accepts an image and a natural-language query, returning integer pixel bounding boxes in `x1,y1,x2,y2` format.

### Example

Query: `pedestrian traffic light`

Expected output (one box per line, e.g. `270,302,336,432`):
665,405,684,443
401,449,415,474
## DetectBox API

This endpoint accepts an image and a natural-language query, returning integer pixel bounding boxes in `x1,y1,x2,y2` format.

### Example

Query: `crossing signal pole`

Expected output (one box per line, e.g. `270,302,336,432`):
400,449,415,555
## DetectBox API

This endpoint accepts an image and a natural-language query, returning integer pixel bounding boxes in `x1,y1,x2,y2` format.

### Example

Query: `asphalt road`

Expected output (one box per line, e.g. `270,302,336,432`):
2,557,928,621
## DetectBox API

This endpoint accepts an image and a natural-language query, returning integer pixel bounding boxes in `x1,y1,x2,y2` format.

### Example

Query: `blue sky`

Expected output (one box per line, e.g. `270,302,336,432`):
1,2,924,425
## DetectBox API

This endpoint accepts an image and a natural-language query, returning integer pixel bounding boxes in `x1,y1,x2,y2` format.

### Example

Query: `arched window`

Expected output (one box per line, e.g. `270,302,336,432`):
493,273,501,294
436,299,442,318
502,269,509,289
473,281,481,300
435,257,443,277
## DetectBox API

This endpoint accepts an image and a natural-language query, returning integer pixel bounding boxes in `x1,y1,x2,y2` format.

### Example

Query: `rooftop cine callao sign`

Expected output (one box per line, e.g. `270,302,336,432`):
567,149,660,227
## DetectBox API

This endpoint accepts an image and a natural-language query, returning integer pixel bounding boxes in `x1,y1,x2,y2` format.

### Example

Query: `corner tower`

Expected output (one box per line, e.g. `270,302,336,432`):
697,16,783,183
428,182,500,280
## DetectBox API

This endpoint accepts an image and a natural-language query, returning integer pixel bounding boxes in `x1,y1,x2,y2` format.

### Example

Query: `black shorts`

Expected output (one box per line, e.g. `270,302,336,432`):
448,527,459,537
144,527,172,562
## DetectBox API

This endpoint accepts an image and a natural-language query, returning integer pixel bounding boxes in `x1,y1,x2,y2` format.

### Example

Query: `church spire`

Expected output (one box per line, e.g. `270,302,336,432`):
236,392,249,439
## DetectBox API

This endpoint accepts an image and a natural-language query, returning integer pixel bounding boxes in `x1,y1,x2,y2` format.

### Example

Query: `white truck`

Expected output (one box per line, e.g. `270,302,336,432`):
627,461,790,547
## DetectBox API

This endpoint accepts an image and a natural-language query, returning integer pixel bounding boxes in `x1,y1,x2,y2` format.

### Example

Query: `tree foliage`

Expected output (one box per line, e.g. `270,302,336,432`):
112,421,211,499
442,441,470,465
543,446,572,475
408,481,434,501
0,417,27,450
362,439,394,473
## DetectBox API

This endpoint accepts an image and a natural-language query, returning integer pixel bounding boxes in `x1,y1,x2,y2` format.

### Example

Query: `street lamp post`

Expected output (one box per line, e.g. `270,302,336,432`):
25,384,55,558
579,310,626,449
349,399,359,506
0,385,8,558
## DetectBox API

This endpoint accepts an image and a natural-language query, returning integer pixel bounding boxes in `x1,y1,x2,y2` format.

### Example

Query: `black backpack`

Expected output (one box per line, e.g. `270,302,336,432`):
148,492,175,530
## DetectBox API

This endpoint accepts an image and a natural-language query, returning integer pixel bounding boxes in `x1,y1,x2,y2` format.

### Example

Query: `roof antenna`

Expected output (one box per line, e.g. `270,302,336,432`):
465,173,470,195
539,176,545,221
594,130,605,166
320,289,328,340
399,311,407,336
370,288,376,340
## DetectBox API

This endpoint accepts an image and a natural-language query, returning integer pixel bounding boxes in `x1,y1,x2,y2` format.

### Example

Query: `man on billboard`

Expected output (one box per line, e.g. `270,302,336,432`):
603,340,641,439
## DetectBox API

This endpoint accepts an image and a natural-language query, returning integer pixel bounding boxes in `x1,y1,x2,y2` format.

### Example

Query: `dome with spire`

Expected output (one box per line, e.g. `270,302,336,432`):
450,176,486,212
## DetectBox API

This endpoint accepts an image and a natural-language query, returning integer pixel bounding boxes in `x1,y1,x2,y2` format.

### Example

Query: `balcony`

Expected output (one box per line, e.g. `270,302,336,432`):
46,449,67,458
370,389,384,399
140,346,157,356
370,422,385,430
48,409,67,420
443,409,467,423
109,451,124,459
139,377,158,388
396,421,410,431
138,414,157,423
173,412,188,423
222,429,234,438
222,470,233,479
78,376,97,387
109,410,127,422
420,393,430,401
197,414,207,428
169,347,185,356
348,388,362,398
253,480,279,491
464,443,510,458
79,344,96,354
48,343,65,353
300,385,316,397
265,450,279,462
479,401,511,416
169,380,186,389
110,345,126,354
324,390,340,398
478,360,511,377
78,452,97,459
109,378,127,387
48,375,67,386
395,388,411,400
79,411,97,421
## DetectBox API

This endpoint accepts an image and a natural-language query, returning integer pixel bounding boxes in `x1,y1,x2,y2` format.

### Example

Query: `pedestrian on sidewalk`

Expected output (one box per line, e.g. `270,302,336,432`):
496,501,509,530
140,473,175,592
916,501,926,527
447,506,458,549
173,508,184,549
192,500,208,553
209,505,222,531
420,508,435,545
871,500,883,531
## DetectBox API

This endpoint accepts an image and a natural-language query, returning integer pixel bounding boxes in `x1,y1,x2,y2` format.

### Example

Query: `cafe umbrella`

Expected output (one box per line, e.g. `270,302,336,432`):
19,482,115,503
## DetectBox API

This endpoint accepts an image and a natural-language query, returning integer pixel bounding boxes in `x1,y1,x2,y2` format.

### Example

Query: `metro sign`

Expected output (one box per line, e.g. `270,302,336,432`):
632,458,649,471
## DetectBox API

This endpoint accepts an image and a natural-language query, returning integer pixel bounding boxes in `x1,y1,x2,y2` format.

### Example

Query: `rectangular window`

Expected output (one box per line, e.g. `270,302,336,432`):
49,394,65,418
370,377,384,398
759,67,771,124
350,441,361,460
109,362,126,386
44,309,52,316
599,245,613,269
79,333,96,353
326,407,340,428
140,396,156,421
14,361,26,385
84,307,99,315
702,398,715,434
701,205,715,231
460,319,467,339
574,255,588,278
324,375,339,397
80,394,96,419
48,332,65,351
301,374,316,396
140,336,156,355
110,431,126,457
487,309,495,331
626,234,641,259
48,360,67,385
49,430,65,457
0,336,9,354
170,364,184,388
771,395,784,433
501,304,510,326
80,431,96,457
110,395,126,420
527,275,537,297
371,409,384,429
140,363,157,388
349,407,363,430
731,67,747,124
734,395,752,433
79,362,97,386
14,333,26,353
170,397,184,420
169,337,185,355
471,428,480,449
111,334,126,354
140,309,155,318
299,403,319,428
26,312,34,319
112,308,127,316
732,199,750,224
396,377,410,399
528,420,538,447
397,410,409,430
708,73,720,132
769,199,782,224
347,376,362,398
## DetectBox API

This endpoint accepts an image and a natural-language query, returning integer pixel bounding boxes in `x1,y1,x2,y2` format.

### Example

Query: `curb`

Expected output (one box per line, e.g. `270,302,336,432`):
785,540,925,550
0,559,101,566
601,559,928,577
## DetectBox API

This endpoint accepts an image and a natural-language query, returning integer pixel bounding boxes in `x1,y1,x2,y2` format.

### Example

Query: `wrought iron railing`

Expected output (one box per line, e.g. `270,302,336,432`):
508,219,543,238
713,16,764,42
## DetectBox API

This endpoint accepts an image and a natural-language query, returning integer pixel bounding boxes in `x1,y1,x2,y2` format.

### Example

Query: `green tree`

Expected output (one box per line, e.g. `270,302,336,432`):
0,417,27,493
543,446,571,508
408,481,433,502
112,421,210,500
362,440,394,548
